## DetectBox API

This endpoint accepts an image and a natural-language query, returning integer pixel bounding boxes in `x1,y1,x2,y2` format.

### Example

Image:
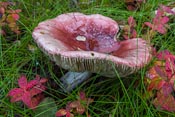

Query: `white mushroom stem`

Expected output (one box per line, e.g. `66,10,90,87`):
60,71,92,92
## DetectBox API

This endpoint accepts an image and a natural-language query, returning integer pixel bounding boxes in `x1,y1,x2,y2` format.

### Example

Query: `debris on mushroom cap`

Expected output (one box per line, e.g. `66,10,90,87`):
32,12,152,77
76,35,86,41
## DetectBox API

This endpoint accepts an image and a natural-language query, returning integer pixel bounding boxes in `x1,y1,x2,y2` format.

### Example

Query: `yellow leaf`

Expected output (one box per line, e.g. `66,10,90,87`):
6,14,15,23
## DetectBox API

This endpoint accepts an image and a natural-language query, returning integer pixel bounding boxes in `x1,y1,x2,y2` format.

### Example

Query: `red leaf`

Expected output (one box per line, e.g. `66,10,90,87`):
144,22,153,29
39,78,48,83
123,35,129,40
156,9,165,17
30,85,46,97
147,77,165,91
56,109,68,117
22,91,32,108
160,17,169,24
7,9,21,14
26,79,39,89
122,16,137,39
128,16,136,27
154,66,167,79
11,13,19,20
146,67,159,79
66,112,74,117
8,88,24,102
169,76,175,90
76,105,85,114
27,75,47,90
153,92,175,112
15,9,22,13
157,80,166,90
35,74,40,80
160,5,175,14
165,55,175,79
67,101,80,109
131,29,137,38
8,75,47,109
79,91,86,100
126,5,136,11
144,5,171,34
29,94,44,109
0,7,5,14
66,100,83,116
156,24,167,34
56,91,93,116
0,2,14,8
0,29,6,35
156,50,171,60
161,83,173,96
18,75,27,88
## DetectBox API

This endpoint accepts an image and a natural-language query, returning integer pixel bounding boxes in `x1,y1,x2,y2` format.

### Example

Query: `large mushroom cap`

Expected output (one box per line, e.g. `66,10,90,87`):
32,12,152,77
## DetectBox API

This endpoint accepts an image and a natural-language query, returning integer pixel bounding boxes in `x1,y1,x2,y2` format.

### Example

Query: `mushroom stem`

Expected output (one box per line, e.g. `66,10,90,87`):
60,71,92,92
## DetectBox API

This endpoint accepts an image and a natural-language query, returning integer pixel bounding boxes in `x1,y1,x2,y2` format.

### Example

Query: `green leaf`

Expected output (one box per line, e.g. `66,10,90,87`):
34,97,57,117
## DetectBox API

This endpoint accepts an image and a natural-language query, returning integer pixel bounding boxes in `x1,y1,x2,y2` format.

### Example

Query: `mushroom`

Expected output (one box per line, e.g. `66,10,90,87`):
32,12,152,92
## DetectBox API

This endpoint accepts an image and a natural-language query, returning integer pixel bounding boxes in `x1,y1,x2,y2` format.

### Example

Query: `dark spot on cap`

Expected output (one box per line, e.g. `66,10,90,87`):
91,53,94,56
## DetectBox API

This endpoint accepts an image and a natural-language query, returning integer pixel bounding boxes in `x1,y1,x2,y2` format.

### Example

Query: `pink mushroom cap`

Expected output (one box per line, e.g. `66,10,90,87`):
32,12,152,77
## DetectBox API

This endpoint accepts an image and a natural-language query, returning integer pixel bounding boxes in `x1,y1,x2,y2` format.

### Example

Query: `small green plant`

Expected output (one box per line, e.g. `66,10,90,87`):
122,16,137,40
0,1,21,35
56,91,93,117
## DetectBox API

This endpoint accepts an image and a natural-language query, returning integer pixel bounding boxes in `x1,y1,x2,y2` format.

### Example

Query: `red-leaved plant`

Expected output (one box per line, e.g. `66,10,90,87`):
8,75,48,109
144,5,174,34
141,5,174,43
122,5,174,42
0,1,21,35
146,50,175,112
56,91,93,117
122,16,137,40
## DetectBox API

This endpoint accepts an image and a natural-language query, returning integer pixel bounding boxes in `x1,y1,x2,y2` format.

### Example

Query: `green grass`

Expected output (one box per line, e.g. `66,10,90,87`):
1,0,175,116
